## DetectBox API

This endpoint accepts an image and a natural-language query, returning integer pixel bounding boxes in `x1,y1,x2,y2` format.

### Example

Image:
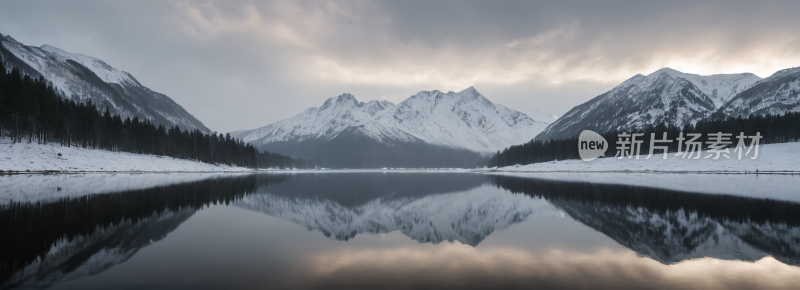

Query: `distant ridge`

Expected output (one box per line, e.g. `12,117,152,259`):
231,87,550,167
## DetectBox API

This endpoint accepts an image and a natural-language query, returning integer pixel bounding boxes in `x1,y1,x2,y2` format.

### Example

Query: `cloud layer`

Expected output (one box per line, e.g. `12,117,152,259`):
2,0,800,132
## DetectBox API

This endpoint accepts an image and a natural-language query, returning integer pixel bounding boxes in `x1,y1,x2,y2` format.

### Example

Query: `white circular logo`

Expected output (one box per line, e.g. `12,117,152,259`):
578,130,608,161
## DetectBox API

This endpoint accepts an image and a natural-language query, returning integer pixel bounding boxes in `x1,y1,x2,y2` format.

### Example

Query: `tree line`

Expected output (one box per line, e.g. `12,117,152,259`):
0,60,311,169
488,110,800,168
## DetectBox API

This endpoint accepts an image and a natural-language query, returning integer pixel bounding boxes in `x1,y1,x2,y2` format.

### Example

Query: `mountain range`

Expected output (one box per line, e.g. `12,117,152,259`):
536,66,800,141
231,87,551,167
4,30,799,166
0,33,209,132
232,64,800,167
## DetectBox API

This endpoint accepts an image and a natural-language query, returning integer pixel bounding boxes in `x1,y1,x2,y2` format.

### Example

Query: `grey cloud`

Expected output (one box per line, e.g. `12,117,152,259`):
1,0,799,133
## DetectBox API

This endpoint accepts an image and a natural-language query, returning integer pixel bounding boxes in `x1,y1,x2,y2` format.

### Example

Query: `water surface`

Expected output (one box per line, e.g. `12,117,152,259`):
2,172,800,289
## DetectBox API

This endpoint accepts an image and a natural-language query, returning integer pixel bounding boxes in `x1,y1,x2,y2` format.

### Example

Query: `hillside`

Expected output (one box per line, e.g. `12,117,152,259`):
0,33,209,132
536,68,761,141
720,66,800,118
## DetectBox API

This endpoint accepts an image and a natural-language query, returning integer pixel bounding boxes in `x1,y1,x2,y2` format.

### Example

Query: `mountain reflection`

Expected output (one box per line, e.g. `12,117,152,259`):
490,175,800,265
236,175,551,245
234,173,547,245
0,174,288,289
237,173,800,267
2,172,800,289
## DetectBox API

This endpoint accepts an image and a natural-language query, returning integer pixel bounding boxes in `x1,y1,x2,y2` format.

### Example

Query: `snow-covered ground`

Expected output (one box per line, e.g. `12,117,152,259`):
491,142,800,173
0,172,251,205
484,142,800,203
0,139,254,172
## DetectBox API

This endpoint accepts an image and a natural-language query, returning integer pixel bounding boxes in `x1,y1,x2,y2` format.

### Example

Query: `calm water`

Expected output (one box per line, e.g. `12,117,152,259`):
2,172,800,289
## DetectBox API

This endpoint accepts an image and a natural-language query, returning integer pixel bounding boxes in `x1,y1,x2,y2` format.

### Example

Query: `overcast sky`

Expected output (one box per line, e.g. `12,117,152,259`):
2,0,800,133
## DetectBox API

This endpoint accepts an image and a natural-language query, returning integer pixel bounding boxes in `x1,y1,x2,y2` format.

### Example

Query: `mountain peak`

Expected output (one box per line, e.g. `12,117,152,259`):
0,33,14,42
648,67,682,77
639,67,763,108
457,86,481,98
536,68,718,141
320,93,360,109
336,93,357,103
647,67,763,82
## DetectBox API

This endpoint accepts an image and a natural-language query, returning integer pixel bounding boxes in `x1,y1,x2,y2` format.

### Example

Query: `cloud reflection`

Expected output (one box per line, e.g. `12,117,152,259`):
308,242,800,289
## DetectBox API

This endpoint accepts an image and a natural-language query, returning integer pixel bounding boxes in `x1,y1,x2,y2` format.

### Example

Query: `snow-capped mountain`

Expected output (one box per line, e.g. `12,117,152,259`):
657,68,762,108
236,186,559,246
231,94,403,145
720,66,800,117
0,33,209,132
535,68,755,141
232,87,548,167
524,110,559,123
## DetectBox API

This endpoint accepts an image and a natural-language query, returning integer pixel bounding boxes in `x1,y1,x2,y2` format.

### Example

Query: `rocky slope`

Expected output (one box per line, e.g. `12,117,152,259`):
719,66,800,118
535,68,761,141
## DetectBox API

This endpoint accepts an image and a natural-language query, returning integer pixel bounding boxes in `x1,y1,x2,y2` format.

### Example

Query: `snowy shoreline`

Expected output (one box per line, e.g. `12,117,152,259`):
0,139,256,173
3,138,798,174
486,142,800,174
0,140,476,173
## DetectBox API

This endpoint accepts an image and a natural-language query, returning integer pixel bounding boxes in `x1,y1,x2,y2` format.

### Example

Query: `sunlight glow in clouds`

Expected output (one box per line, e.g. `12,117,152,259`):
170,1,800,90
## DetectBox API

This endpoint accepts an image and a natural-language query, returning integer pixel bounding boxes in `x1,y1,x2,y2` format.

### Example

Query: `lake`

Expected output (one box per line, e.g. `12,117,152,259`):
2,172,800,289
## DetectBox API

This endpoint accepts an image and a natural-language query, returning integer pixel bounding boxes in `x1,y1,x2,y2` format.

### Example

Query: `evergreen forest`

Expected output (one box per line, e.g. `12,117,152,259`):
0,60,311,169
